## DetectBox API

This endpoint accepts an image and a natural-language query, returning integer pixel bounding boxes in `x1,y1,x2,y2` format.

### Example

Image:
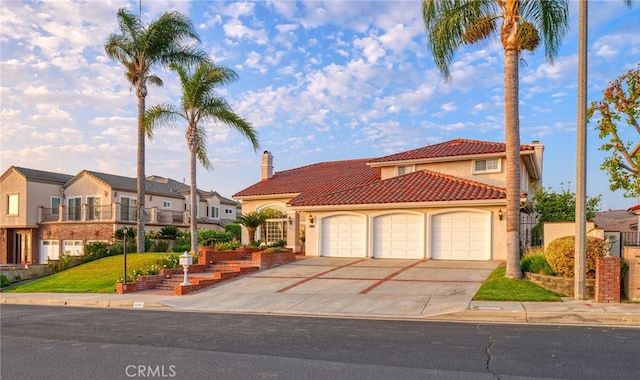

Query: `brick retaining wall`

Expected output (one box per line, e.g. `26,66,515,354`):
525,272,595,298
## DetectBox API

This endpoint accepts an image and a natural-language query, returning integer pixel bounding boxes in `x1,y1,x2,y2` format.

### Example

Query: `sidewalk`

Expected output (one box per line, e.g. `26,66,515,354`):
2,289,639,327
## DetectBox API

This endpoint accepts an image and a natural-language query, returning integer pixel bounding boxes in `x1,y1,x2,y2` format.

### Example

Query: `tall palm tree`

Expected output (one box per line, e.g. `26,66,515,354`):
422,0,569,278
104,8,208,253
145,61,260,252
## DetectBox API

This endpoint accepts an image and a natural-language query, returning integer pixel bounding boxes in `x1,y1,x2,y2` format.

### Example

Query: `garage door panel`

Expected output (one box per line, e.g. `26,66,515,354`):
322,215,366,257
431,211,489,260
373,213,423,259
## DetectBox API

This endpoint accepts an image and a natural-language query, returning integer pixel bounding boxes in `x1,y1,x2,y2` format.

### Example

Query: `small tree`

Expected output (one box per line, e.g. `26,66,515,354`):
588,64,640,198
532,184,601,223
237,211,267,245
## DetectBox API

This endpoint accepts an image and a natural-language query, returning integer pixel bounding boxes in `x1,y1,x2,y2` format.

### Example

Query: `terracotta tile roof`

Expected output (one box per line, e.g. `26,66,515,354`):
289,170,506,207
233,159,380,199
368,138,534,163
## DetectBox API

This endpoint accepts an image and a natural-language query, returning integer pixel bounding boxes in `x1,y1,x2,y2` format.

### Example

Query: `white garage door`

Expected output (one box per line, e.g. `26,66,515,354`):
431,211,489,260
321,214,366,257
373,213,423,259
40,240,59,262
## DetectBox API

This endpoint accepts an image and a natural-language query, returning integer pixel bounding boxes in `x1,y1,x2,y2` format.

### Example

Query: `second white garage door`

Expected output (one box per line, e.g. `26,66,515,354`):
431,211,489,260
373,213,423,259
321,214,366,257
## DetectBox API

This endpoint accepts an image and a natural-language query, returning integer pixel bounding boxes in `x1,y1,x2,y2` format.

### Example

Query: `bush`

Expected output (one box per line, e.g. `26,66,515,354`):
261,247,292,254
215,241,241,251
82,242,111,263
544,236,607,278
225,223,242,240
48,254,76,274
521,251,555,276
172,244,191,253
156,253,179,269
0,274,9,288
198,230,232,246
154,240,170,252
268,239,287,248
159,226,181,239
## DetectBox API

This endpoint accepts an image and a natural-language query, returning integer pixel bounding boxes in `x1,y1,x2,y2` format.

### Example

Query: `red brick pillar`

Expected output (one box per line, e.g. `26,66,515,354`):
595,256,621,303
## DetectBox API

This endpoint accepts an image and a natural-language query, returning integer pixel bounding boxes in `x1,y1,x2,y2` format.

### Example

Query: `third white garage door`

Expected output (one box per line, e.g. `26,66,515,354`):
431,211,489,260
321,214,366,258
373,213,423,259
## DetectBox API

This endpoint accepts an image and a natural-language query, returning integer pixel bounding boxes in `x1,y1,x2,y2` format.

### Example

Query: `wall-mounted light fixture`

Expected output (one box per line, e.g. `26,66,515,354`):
498,209,503,221
308,214,314,224
288,216,293,225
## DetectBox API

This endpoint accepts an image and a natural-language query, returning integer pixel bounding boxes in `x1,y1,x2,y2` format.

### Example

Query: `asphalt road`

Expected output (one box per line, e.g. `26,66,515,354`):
1,305,639,379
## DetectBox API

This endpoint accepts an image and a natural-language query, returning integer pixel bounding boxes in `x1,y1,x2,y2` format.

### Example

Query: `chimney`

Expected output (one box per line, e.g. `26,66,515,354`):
531,140,544,183
261,151,273,180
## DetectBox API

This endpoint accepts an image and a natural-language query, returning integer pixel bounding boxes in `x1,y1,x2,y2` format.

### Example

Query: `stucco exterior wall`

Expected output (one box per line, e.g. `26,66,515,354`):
1,171,64,228
543,222,604,250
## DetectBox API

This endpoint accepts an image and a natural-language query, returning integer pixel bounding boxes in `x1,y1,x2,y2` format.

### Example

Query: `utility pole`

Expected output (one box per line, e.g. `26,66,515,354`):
575,0,588,300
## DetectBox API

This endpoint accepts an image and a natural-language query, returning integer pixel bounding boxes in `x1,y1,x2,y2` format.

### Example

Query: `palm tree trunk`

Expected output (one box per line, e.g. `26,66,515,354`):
574,0,588,299
504,46,522,279
189,146,198,254
136,86,146,253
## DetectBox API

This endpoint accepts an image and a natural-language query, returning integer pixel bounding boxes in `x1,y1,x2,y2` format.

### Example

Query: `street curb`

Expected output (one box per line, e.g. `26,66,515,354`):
1,295,171,311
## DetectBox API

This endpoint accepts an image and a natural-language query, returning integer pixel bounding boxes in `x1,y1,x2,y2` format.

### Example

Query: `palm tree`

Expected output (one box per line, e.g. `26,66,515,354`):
145,61,260,252
237,211,268,246
104,8,208,253
422,0,569,278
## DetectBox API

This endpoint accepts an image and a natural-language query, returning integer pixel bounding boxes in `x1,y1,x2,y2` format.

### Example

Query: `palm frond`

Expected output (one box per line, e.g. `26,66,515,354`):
520,0,569,62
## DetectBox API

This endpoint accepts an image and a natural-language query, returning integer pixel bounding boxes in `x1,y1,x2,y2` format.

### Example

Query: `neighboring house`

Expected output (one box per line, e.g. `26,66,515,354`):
233,138,544,261
1,167,239,264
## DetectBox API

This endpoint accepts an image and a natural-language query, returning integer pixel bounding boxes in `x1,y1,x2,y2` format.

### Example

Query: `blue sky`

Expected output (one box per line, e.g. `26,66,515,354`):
1,1,638,210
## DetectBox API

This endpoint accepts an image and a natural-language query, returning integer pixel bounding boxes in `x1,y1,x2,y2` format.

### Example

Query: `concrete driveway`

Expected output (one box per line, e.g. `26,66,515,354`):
163,258,501,319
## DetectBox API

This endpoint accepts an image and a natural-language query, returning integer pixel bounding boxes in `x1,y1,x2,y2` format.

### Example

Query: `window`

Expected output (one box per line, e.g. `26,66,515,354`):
68,197,82,221
162,201,172,209
210,206,220,219
87,196,101,220
120,197,137,221
7,194,19,215
51,197,61,215
397,166,414,176
225,208,234,215
473,159,501,173
260,208,287,245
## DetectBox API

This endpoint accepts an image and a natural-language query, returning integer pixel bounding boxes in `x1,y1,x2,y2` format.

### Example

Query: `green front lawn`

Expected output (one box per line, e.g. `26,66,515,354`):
3,253,168,294
474,266,562,302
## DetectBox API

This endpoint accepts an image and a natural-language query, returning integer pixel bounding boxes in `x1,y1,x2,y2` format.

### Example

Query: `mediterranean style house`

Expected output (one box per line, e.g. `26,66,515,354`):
233,138,544,261
0,167,240,265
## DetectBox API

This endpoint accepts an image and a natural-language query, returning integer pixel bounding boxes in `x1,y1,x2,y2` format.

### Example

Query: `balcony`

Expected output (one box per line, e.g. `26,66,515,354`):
38,204,188,226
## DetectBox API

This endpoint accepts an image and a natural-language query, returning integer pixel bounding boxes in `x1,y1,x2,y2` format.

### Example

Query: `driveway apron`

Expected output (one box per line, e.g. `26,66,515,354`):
162,258,500,319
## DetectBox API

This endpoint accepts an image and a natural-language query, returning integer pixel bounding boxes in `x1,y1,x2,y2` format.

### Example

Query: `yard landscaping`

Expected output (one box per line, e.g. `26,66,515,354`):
474,266,562,302
2,253,171,294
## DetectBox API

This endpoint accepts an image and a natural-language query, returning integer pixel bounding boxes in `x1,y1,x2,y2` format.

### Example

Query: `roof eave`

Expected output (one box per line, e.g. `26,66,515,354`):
291,198,506,211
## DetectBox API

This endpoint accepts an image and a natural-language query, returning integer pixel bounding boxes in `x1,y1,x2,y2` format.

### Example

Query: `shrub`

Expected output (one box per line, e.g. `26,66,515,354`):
1,274,9,288
159,226,181,239
82,242,111,263
172,244,191,253
224,223,242,240
268,239,287,248
261,247,291,254
215,241,241,251
156,253,179,269
154,240,170,252
544,236,607,278
48,254,76,274
198,230,232,246
521,253,555,276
